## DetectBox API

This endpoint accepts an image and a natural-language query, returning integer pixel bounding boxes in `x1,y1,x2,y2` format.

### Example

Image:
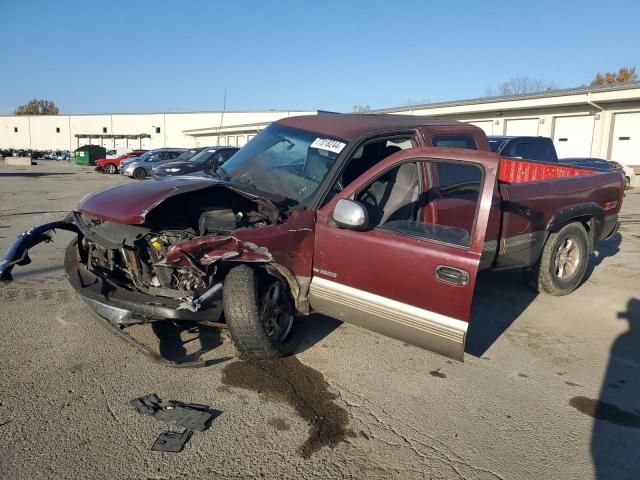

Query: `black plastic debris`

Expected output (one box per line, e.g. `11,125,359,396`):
130,394,220,452
151,429,193,453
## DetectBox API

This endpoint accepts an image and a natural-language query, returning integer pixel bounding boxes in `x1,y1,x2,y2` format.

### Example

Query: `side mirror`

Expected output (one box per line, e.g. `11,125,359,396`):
332,199,369,230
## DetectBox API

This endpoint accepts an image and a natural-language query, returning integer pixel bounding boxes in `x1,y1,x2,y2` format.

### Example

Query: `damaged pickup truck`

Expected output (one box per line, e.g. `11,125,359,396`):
0,114,624,364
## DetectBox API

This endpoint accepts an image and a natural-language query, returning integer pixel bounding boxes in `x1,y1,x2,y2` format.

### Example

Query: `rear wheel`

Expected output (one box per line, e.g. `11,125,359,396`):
527,222,589,296
104,163,117,174
133,167,146,180
223,265,295,360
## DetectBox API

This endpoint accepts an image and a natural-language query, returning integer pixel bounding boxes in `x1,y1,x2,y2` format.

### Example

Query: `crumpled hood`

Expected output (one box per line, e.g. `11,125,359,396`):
78,176,282,225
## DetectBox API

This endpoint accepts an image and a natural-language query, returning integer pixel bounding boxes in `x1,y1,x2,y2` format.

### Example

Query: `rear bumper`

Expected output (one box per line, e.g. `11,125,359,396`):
63,239,223,325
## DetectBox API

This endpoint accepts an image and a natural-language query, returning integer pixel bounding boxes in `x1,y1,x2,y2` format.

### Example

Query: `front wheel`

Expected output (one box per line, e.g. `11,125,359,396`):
223,265,295,360
133,167,146,180
527,222,589,296
104,163,117,174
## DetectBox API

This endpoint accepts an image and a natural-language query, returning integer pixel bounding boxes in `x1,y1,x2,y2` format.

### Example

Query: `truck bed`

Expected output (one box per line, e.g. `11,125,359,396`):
489,158,623,270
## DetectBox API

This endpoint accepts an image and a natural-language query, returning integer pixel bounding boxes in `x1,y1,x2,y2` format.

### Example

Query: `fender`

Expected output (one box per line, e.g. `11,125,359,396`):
546,202,604,253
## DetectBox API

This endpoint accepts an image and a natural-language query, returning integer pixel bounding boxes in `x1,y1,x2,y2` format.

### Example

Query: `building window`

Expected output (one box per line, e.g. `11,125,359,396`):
14,127,18,133
56,127,60,133
155,127,161,134
102,127,108,133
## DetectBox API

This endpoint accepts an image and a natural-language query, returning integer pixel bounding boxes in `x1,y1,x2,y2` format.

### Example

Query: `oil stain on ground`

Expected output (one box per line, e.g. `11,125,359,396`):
429,369,447,379
569,396,640,428
221,356,355,458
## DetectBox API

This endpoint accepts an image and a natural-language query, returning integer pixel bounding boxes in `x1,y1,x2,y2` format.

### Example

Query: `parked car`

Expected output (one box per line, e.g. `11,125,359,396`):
119,148,188,179
560,157,635,190
105,148,130,159
95,150,147,174
153,147,239,177
0,115,623,366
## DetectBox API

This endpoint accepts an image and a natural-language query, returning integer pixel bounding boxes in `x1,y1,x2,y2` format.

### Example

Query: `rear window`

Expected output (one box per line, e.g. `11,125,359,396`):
432,135,477,150
503,141,532,160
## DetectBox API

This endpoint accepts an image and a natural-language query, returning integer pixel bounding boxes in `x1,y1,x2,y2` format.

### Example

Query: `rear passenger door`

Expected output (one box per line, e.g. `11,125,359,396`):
311,147,499,360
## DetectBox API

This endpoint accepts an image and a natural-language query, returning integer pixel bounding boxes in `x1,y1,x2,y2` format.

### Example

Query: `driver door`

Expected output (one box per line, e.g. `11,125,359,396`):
310,147,498,360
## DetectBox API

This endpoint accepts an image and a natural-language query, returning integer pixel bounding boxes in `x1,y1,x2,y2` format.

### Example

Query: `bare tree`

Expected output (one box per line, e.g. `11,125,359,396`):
591,67,637,86
352,104,371,112
485,76,555,97
14,99,59,115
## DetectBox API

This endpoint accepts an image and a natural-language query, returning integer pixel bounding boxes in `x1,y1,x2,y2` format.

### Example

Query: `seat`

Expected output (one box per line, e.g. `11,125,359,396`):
360,163,420,226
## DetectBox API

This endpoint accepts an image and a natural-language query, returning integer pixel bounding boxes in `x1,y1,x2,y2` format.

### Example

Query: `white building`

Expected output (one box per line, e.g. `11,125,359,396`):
0,110,318,151
2,82,639,170
378,81,640,168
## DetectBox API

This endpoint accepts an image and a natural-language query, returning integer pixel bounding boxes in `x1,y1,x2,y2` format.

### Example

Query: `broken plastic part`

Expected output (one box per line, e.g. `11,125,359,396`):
129,394,220,432
151,429,193,453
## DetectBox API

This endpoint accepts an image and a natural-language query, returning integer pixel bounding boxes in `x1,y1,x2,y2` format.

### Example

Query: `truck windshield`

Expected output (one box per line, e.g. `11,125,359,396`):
218,124,346,207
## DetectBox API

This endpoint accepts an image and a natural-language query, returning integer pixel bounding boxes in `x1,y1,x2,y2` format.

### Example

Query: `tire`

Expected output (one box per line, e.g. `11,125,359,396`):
133,167,146,180
104,163,117,174
527,222,590,296
624,176,631,190
223,264,295,360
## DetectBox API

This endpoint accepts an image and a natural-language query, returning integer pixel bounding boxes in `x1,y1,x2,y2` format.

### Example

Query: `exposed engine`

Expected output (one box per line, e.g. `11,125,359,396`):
78,188,278,302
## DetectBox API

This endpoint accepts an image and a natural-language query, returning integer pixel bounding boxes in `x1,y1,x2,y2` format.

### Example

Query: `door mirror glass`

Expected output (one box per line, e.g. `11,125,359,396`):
333,199,369,230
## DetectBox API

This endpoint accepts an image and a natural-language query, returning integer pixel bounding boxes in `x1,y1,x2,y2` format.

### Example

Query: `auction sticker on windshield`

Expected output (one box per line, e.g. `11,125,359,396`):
310,138,346,154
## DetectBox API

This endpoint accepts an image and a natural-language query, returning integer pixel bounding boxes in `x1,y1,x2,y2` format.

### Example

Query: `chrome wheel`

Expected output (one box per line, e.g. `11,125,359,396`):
554,236,581,279
105,163,117,174
260,281,293,342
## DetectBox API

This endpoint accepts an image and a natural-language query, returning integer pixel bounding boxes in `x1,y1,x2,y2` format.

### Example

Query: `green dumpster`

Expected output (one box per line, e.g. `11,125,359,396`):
74,144,106,166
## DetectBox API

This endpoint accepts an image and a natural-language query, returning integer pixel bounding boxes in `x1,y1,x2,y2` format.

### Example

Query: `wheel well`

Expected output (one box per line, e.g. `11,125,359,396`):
555,215,601,253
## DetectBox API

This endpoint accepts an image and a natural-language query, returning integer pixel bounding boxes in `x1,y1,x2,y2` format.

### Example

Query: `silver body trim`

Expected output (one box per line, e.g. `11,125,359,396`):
309,277,468,361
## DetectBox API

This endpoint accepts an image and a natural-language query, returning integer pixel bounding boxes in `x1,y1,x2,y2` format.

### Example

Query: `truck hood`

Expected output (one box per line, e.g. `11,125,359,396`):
78,176,283,225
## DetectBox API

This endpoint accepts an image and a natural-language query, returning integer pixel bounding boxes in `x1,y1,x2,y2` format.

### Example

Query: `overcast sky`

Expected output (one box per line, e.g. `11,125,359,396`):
0,0,638,114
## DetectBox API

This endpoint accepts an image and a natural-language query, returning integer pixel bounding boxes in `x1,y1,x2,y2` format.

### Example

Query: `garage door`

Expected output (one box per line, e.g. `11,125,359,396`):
468,121,493,136
505,118,539,136
141,137,151,150
102,138,114,149
115,138,126,150
127,138,139,150
611,112,640,166
553,115,595,159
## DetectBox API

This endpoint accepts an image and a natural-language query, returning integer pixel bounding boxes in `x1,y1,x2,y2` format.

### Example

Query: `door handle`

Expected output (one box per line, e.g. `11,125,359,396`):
435,265,470,286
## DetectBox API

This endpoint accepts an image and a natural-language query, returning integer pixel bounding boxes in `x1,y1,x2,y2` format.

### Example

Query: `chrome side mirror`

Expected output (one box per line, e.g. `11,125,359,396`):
332,199,369,230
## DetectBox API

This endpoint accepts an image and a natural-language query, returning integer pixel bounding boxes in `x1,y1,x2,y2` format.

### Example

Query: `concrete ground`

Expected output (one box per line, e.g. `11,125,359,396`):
0,161,638,480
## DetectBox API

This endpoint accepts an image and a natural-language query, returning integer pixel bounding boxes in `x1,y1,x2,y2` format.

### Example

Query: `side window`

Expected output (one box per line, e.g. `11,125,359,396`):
503,141,532,160
354,160,483,248
323,136,417,207
218,149,236,163
431,135,477,150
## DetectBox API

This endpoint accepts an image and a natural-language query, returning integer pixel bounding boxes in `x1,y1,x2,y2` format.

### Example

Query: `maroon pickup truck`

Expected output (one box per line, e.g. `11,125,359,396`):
0,114,623,364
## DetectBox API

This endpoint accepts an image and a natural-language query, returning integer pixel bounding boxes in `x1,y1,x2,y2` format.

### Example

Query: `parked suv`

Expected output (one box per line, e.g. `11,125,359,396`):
120,148,188,179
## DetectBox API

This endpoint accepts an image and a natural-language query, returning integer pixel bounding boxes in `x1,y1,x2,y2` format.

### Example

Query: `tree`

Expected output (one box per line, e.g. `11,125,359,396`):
591,67,637,86
14,99,59,115
485,76,555,97
352,104,371,112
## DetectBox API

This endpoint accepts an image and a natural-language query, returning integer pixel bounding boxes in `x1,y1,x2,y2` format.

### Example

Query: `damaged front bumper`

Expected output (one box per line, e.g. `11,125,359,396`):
1,215,224,367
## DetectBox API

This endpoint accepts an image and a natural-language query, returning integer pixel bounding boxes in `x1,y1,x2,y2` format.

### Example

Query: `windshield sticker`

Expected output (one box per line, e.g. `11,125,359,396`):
310,138,346,154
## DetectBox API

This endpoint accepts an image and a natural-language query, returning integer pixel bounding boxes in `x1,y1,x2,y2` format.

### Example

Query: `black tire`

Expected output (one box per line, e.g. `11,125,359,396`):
223,264,295,360
133,167,146,180
527,222,590,296
104,163,117,174
624,176,631,190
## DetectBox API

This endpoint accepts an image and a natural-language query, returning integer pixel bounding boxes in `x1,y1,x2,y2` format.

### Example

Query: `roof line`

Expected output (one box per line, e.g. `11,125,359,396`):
0,109,319,118
375,81,640,113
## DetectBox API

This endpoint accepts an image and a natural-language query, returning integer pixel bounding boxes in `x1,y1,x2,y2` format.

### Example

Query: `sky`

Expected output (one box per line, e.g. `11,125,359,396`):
0,0,639,114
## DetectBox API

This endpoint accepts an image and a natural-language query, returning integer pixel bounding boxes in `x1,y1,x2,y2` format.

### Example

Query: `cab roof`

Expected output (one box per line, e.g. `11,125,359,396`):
277,113,466,141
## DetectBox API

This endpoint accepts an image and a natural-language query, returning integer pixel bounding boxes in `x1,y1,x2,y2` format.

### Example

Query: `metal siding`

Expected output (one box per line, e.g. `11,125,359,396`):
552,115,595,158
505,118,539,136
611,112,640,166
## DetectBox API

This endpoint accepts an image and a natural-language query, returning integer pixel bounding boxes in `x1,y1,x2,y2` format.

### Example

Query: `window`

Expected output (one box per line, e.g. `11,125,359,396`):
14,127,18,133
155,127,161,134
354,160,483,248
502,141,532,160
322,136,416,207
431,135,477,149
102,127,107,133
56,127,60,133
